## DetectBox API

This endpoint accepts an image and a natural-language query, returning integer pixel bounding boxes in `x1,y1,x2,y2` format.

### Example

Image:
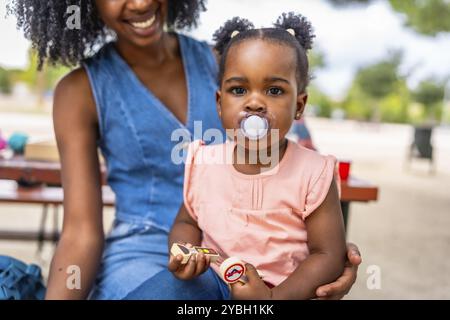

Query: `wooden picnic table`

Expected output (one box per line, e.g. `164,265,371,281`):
0,156,379,233
0,156,113,245
0,179,115,245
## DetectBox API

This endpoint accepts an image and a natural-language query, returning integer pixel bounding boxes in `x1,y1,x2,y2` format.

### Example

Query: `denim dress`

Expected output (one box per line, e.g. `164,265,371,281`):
83,34,224,299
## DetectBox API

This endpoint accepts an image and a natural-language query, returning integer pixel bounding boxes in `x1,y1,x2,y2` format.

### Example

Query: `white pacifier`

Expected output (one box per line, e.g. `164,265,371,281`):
240,115,269,141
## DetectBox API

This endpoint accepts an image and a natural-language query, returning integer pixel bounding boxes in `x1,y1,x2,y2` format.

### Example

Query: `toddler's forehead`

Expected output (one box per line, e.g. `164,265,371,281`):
226,39,297,74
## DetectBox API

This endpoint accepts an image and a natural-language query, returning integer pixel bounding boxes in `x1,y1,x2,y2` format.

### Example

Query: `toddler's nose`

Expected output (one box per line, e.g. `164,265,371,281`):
244,104,266,114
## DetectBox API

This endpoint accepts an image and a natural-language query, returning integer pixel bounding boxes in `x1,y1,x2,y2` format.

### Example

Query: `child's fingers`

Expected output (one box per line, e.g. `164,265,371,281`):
168,254,183,272
194,253,207,276
180,255,196,278
202,255,211,273
243,264,260,284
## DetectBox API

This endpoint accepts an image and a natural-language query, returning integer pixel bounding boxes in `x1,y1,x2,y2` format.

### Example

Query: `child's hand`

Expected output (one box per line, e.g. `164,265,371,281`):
230,264,272,300
168,242,211,280
315,242,362,300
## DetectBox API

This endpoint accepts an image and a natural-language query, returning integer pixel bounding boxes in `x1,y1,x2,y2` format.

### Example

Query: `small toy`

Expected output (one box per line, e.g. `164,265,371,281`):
8,132,29,155
170,242,220,264
170,243,262,285
220,257,247,284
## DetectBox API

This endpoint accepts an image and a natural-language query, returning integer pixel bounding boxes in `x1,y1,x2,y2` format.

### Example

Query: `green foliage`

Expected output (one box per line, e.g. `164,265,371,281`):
390,0,450,36
307,85,334,117
343,51,413,123
308,50,326,72
10,50,70,93
0,67,12,94
412,79,446,122
342,84,374,121
413,79,445,106
354,51,403,100
379,81,411,123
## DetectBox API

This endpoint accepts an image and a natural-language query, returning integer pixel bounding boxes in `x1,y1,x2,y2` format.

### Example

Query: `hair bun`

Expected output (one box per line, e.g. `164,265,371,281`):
213,17,254,55
274,12,315,51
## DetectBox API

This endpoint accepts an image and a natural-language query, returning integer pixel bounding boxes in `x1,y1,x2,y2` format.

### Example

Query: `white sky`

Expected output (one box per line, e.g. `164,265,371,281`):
1,0,450,99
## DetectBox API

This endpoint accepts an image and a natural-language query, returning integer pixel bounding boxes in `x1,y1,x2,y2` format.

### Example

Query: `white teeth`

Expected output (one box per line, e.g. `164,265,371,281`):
130,15,156,29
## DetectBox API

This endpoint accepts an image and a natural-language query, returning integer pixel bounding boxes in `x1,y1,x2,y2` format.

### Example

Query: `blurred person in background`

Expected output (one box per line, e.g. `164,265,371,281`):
291,118,317,151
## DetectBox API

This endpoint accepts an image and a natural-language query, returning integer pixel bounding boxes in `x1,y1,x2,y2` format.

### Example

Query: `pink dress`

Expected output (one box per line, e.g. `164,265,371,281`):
183,139,337,286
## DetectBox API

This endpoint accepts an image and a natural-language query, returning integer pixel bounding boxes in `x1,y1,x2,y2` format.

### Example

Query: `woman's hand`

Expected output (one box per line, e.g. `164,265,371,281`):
230,264,272,300
315,242,362,300
168,243,211,280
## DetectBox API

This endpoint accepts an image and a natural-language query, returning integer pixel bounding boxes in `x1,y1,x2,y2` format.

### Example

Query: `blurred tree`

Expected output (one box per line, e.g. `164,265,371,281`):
16,49,69,91
307,50,335,117
379,81,410,123
353,51,404,121
0,67,12,94
343,84,374,121
355,51,401,99
389,0,450,36
12,49,69,107
412,79,446,122
308,85,334,117
328,0,450,36
308,50,326,71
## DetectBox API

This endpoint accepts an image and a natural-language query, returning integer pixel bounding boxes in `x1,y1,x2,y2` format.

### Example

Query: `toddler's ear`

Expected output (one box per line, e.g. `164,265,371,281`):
296,93,308,119
216,91,222,118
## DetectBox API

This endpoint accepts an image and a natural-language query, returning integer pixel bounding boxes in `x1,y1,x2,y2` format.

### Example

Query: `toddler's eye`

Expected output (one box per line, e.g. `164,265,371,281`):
267,87,283,96
230,87,247,96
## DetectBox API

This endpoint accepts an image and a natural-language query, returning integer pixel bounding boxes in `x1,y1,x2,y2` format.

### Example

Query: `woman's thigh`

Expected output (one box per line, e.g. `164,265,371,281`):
89,220,169,300
123,268,231,300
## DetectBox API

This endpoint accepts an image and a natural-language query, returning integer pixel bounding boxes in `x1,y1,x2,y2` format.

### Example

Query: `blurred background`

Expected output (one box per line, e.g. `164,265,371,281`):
0,0,449,299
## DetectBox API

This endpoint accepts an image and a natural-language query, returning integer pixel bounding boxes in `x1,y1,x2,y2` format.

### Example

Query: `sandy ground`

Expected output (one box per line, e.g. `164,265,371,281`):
0,112,449,299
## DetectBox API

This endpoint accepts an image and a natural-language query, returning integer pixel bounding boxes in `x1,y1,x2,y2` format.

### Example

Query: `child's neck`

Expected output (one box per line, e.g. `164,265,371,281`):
233,139,289,175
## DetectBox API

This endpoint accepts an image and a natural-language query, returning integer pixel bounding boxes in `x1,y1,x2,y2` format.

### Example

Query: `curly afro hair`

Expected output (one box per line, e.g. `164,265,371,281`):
7,0,207,69
213,12,315,92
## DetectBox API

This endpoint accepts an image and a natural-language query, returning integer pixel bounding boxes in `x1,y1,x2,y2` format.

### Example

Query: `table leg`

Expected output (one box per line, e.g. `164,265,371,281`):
340,201,350,231
53,205,60,245
37,204,48,253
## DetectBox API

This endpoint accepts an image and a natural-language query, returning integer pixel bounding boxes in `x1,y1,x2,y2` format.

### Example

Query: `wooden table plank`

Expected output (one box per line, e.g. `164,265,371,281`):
0,156,107,186
0,157,378,203
341,176,379,202
0,180,115,206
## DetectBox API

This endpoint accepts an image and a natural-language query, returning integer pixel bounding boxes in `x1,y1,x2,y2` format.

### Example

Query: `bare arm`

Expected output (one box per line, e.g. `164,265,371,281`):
272,178,347,299
45,68,104,299
169,204,202,250
167,204,211,280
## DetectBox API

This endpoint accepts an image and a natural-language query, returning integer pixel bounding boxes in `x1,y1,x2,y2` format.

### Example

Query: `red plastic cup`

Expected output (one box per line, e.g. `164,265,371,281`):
338,160,351,181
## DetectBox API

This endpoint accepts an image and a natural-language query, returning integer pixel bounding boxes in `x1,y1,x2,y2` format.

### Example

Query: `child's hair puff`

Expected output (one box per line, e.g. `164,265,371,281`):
273,12,315,51
213,17,254,56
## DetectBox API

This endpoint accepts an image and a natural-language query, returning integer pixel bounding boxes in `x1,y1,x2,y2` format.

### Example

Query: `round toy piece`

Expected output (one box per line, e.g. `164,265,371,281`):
220,257,246,284
8,132,29,155
240,115,268,140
